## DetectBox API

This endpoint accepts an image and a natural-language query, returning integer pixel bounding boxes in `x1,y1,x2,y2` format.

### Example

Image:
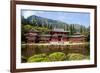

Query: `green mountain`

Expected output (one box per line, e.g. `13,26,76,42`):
26,15,68,29
21,15,89,34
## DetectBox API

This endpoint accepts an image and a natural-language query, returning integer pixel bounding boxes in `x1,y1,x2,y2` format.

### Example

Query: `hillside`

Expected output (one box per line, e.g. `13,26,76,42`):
21,15,89,35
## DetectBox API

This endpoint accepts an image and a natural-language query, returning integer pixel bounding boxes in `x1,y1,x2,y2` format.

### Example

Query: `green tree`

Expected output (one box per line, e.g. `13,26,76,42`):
72,24,76,33
70,24,75,35
80,25,83,34
23,25,33,32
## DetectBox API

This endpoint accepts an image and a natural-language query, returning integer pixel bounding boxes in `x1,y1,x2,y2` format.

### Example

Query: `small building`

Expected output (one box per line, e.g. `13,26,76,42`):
24,29,40,43
68,32,86,43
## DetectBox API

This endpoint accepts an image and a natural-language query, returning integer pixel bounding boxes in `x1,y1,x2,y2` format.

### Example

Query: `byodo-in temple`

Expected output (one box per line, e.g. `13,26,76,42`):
24,28,86,43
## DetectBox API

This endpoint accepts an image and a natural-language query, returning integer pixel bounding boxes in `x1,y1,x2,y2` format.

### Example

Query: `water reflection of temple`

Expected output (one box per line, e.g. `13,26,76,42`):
24,28,86,43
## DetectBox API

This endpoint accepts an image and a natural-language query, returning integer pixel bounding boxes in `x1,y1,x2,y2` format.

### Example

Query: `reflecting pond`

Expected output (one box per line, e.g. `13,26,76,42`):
21,43,90,62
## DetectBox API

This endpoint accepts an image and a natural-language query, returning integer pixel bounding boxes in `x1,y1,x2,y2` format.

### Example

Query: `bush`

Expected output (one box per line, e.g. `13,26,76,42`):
85,55,90,60
49,52,66,61
67,53,86,60
32,53,46,58
28,57,49,62
27,54,49,62
21,56,27,63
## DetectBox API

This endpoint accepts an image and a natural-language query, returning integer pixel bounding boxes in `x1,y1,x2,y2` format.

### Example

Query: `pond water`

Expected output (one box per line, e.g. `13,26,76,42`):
21,43,90,58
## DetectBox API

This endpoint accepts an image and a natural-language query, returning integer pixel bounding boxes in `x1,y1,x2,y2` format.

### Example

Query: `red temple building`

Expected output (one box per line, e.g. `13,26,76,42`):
49,28,69,42
24,28,86,43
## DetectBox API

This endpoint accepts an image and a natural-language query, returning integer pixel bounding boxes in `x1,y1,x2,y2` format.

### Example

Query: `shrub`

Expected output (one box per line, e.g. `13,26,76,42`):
31,53,46,58
49,52,66,61
85,55,90,60
28,57,49,62
21,56,27,63
67,53,86,60
27,54,49,62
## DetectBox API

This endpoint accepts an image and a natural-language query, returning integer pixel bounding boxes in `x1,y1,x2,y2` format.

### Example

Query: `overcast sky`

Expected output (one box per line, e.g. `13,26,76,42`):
21,10,90,27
